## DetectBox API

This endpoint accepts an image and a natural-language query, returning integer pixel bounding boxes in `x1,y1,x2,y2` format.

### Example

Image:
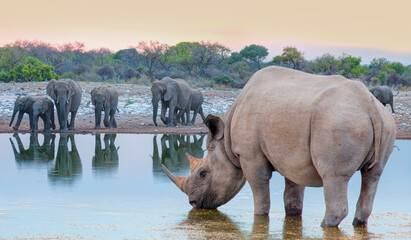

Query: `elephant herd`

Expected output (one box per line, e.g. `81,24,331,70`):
9,76,206,133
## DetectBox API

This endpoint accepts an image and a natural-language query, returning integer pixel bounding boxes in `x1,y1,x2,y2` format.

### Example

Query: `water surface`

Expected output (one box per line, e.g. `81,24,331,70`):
0,133,409,239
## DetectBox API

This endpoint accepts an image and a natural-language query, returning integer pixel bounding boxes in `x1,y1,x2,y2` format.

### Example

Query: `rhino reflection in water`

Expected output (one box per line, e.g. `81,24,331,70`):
92,134,119,175
152,134,205,178
9,133,56,166
48,134,82,185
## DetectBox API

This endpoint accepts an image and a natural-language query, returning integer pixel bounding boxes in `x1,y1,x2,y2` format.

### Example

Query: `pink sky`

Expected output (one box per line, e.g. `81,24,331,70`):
1,0,410,63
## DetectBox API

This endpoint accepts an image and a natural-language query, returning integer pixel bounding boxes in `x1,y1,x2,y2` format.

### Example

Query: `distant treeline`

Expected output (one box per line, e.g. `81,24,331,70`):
0,40,410,88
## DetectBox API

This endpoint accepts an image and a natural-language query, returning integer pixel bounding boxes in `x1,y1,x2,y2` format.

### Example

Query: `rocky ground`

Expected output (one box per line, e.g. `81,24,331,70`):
0,81,410,138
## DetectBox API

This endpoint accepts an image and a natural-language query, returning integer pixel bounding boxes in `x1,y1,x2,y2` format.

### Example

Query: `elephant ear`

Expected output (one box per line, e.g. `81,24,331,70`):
164,80,178,101
104,87,111,109
91,87,98,105
41,99,49,114
68,79,77,97
46,79,57,100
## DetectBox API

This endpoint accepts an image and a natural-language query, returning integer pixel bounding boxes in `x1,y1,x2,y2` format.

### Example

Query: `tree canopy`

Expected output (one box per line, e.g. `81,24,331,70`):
0,40,409,88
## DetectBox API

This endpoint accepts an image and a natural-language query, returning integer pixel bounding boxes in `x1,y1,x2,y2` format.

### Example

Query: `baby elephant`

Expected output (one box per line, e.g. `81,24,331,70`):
32,97,56,133
10,96,55,132
369,85,397,113
91,86,119,129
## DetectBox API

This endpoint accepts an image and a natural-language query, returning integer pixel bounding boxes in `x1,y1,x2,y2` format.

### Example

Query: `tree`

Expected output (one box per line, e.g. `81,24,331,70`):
0,46,28,72
277,46,305,70
310,53,340,75
229,61,250,82
228,52,243,64
9,57,58,82
123,68,140,81
168,41,230,77
96,65,113,80
136,41,169,82
338,54,366,79
239,44,268,69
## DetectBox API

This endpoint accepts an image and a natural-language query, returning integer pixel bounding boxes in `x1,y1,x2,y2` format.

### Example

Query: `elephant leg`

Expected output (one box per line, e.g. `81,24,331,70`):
43,114,51,133
51,111,56,130
199,108,206,123
160,103,169,125
284,177,305,216
167,106,176,127
13,111,25,130
390,100,395,113
112,116,117,128
321,175,349,227
68,111,77,130
191,110,198,125
353,163,385,227
108,110,116,129
29,112,34,132
104,110,110,128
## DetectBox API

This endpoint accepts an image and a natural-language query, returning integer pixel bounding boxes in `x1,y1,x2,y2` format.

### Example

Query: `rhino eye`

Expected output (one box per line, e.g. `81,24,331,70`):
199,170,207,178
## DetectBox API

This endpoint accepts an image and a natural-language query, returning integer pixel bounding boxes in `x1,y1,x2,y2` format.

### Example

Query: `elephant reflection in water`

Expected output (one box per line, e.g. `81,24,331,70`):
9,133,55,165
48,134,82,184
92,134,119,175
152,134,205,177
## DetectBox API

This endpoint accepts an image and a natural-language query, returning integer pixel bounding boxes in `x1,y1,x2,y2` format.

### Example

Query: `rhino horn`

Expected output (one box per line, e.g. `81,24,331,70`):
162,164,186,193
186,153,202,173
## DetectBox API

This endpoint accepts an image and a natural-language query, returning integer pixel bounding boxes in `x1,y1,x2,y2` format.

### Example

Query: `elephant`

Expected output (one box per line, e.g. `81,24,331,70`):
162,66,396,227
9,133,56,164
90,86,119,129
48,134,82,185
92,134,119,174
151,77,192,127
46,78,82,132
177,88,206,125
369,85,397,113
10,96,36,131
10,95,54,132
32,97,56,133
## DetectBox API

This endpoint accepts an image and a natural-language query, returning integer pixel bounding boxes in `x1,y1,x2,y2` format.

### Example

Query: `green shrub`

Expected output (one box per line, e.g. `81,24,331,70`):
0,70,11,82
60,71,77,80
213,75,236,86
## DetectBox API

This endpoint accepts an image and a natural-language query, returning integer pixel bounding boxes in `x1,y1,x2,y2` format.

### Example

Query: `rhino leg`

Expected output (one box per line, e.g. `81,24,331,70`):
241,153,274,215
321,176,349,227
284,177,305,216
353,163,384,227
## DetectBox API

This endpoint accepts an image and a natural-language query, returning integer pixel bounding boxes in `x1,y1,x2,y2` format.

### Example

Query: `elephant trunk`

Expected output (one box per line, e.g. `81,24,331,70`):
152,100,159,126
95,108,102,129
9,108,18,126
58,100,67,131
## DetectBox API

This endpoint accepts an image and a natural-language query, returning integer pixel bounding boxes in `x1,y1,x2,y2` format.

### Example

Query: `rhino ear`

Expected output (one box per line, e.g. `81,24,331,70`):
206,114,224,140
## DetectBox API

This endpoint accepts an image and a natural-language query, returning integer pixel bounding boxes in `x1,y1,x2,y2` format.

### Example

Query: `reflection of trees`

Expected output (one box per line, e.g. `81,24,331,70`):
152,134,205,178
9,133,55,166
178,209,243,239
48,134,82,185
92,134,119,176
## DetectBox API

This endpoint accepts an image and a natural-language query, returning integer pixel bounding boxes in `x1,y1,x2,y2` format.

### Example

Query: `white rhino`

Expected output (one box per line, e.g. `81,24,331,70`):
163,66,396,227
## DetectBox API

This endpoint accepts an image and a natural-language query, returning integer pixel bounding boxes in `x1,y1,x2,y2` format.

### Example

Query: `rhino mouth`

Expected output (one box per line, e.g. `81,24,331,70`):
189,200,198,208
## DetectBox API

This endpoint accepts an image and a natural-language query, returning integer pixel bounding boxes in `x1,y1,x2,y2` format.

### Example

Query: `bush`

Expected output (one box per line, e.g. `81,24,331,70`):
0,70,11,82
79,72,103,82
213,75,237,86
60,71,77,80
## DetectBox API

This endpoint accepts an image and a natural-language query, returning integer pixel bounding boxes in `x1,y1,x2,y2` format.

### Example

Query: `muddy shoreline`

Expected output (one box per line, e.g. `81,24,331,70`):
1,82,410,139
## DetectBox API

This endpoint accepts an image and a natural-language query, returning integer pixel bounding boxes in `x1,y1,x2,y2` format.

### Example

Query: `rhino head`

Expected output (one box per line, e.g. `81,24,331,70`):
162,115,246,209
